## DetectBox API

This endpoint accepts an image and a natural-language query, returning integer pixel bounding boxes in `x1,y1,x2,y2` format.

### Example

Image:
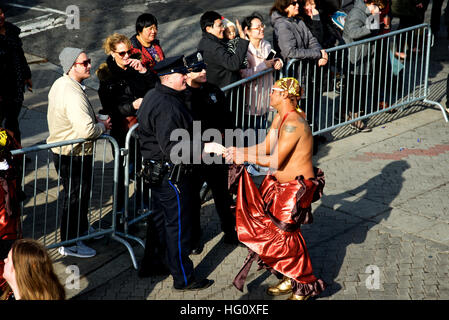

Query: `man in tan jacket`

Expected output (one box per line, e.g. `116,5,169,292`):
47,47,111,258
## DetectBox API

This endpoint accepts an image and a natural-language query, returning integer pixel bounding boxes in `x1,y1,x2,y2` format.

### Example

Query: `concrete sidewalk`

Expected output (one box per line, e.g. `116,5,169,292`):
17,22,449,301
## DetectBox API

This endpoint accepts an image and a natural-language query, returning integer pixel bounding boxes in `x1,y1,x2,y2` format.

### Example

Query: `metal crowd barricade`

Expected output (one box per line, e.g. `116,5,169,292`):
119,123,147,251
283,23,448,135
221,67,279,133
10,135,141,269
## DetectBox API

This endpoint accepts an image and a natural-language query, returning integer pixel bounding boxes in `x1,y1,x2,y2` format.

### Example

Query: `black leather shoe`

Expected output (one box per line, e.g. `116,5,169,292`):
138,263,170,278
173,279,214,291
190,243,204,255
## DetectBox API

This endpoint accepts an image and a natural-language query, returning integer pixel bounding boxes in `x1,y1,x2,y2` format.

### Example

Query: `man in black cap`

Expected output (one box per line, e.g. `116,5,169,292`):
137,55,224,290
183,51,239,255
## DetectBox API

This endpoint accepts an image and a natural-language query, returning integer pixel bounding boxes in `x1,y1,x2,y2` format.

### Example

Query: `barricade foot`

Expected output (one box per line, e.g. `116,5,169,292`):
424,99,449,122
115,231,145,249
110,234,139,270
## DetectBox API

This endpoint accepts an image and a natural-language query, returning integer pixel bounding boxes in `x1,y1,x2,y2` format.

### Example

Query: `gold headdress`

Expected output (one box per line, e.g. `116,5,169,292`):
274,77,305,114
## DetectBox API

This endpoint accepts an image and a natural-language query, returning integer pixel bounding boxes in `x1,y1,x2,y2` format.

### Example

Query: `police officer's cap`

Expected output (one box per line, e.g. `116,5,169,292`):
154,55,188,76
184,51,207,72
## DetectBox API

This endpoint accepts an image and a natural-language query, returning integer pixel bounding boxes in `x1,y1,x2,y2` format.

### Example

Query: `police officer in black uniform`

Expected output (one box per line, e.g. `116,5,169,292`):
137,55,224,291
183,51,239,255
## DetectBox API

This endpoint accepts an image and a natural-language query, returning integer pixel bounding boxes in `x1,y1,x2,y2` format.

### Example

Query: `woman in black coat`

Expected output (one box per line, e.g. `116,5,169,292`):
96,33,158,212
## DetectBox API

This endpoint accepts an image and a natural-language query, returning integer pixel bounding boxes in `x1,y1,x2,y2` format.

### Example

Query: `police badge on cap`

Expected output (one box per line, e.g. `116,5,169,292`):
153,55,189,76
184,50,207,73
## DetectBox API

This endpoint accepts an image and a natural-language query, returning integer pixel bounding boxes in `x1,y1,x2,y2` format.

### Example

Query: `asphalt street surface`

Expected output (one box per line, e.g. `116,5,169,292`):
2,0,275,64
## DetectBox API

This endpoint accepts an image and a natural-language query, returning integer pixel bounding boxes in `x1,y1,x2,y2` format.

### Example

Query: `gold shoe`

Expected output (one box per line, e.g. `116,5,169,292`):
287,293,311,300
266,277,292,296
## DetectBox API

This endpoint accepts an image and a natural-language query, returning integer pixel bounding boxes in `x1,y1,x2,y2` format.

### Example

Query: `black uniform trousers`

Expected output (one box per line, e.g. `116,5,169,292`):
52,153,92,242
191,164,235,247
142,172,195,288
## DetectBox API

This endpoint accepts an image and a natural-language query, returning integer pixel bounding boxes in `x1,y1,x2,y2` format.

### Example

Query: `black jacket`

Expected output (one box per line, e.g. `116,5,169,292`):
0,22,31,102
137,83,204,163
197,32,249,89
96,55,158,144
184,83,233,134
299,12,340,49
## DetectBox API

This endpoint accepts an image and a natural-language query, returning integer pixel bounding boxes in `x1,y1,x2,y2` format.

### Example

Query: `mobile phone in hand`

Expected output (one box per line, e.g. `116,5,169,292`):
266,49,276,60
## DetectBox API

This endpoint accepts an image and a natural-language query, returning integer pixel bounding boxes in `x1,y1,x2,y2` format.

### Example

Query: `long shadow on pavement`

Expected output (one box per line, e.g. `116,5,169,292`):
306,160,411,298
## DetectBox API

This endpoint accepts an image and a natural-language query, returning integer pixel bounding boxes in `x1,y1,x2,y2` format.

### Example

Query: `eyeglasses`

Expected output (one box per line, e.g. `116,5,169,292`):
270,87,285,94
74,59,91,68
188,64,207,73
115,49,132,57
250,24,265,31
290,1,299,6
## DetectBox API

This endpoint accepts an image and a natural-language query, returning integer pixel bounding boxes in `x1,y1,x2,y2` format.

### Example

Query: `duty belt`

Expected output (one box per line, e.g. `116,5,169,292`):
140,160,193,186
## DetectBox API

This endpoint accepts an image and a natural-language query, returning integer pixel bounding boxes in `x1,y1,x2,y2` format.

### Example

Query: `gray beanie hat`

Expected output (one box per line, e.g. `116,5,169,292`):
59,47,84,74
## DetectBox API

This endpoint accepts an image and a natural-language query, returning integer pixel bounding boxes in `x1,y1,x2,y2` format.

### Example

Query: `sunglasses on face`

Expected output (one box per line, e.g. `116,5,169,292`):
188,64,207,73
74,59,91,68
290,1,299,6
270,87,285,94
115,49,132,57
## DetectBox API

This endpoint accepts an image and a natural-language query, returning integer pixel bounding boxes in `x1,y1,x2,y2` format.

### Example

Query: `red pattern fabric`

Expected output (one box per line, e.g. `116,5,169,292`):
0,128,23,292
131,43,165,71
234,167,326,296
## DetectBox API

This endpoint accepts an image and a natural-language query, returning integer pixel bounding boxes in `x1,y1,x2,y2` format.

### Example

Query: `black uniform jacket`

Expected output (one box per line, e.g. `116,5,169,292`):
137,82,204,164
184,83,233,134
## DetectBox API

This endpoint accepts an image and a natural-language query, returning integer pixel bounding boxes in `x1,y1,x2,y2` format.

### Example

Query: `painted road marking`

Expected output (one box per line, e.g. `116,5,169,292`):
5,3,68,37
5,3,67,15
351,144,449,161
145,0,174,4
16,14,66,37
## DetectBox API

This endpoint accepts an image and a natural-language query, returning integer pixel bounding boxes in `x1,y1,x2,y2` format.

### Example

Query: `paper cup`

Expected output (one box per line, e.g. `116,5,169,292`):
97,114,110,134
97,114,109,121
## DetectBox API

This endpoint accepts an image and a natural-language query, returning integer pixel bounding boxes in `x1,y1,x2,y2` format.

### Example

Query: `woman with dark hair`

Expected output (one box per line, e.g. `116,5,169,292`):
1,239,65,300
240,12,283,133
270,0,327,64
270,0,328,152
96,33,158,213
130,13,165,71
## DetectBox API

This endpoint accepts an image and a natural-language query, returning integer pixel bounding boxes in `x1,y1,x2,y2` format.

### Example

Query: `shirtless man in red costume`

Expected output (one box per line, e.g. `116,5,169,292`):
225,77,325,300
